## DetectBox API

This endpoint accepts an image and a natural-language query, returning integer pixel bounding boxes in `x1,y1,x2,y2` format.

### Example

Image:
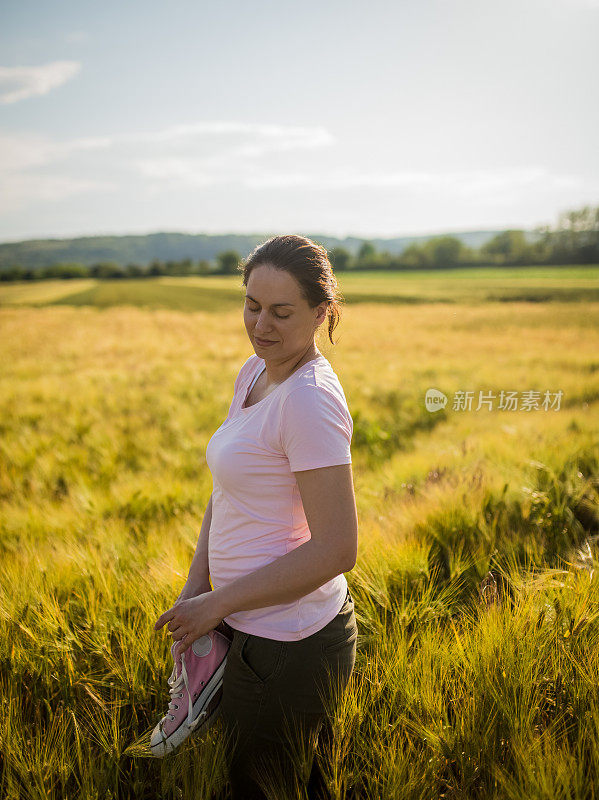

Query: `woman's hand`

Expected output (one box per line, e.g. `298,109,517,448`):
154,591,224,658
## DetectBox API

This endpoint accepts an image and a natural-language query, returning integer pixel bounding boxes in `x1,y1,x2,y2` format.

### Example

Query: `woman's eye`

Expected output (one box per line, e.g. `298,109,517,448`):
247,305,289,320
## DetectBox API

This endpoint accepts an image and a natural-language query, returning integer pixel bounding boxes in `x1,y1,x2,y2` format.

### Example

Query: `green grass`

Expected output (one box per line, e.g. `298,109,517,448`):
1,266,598,311
336,266,599,304
48,279,244,312
1,272,599,799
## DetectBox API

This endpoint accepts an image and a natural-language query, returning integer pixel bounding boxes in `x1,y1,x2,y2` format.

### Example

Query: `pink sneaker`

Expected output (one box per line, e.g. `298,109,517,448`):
150,628,231,757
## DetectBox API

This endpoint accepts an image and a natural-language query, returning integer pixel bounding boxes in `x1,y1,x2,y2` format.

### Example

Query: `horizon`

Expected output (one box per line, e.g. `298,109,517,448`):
0,223,542,247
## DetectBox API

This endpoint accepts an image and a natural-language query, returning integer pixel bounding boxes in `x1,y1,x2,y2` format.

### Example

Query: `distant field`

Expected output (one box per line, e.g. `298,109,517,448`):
337,265,599,303
0,266,598,310
0,278,98,305
1,268,599,799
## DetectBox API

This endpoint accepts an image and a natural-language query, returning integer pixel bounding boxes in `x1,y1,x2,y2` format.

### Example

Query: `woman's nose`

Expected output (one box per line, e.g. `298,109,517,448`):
254,311,272,331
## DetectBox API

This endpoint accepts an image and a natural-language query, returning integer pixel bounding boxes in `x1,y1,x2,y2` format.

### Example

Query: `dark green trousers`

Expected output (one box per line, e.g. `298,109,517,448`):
218,588,357,800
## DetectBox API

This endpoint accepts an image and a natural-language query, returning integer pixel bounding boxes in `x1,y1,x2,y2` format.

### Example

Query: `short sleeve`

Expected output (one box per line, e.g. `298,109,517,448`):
280,385,353,472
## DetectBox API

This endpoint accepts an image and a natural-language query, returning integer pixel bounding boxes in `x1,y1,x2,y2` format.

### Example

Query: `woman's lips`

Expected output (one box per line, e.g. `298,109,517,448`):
255,337,276,346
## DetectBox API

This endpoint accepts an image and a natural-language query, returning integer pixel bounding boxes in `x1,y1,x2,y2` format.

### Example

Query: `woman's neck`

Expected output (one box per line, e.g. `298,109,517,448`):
263,344,320,386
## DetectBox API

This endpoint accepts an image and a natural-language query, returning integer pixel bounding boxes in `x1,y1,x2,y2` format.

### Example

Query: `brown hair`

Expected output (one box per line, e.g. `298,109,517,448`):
238,234,344,345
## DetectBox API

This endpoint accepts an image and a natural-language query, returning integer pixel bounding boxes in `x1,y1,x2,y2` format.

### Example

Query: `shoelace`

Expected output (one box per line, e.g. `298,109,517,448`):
163,650,207,732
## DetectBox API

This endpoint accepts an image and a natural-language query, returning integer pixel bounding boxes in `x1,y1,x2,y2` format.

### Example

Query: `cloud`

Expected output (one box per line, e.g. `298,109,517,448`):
0,122,334,172
132,159,585,196
0,121,334,168
0,61,81,104
0,174,115,214
60,121,335,153
0,133,58,172
0,120,592,214
128,124,336,185
0,122,336,208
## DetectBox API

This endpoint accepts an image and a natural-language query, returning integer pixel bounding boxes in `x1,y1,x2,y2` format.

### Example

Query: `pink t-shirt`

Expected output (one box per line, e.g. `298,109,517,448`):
205,352,353,641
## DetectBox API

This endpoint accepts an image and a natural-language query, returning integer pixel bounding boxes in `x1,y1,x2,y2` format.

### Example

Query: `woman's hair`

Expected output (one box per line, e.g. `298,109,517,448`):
238,234,344,345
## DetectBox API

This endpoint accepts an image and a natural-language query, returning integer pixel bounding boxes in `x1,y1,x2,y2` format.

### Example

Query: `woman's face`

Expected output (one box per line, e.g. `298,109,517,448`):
244,263,327,361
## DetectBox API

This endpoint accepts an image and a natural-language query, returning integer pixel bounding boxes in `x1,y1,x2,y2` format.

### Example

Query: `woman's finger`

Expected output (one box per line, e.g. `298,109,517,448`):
154,609,174,631
175,632,191,651
174,640,190,657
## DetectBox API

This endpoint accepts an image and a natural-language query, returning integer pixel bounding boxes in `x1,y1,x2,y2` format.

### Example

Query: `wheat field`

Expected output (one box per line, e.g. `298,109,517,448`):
1,268,599,799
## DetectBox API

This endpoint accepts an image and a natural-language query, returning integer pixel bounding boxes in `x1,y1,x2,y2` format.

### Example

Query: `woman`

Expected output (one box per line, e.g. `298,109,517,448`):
155,235,358,799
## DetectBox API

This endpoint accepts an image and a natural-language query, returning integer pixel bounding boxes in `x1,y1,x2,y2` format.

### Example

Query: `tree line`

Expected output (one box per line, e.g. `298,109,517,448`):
328,204,598,272
1,204,597,283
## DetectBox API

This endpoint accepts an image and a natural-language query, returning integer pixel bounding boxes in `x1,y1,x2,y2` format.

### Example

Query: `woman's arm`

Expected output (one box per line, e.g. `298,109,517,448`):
210,463,357,618
176,492,213,601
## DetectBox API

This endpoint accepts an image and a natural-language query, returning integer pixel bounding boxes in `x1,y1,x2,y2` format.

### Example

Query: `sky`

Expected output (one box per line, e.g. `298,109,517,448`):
0,0,598,243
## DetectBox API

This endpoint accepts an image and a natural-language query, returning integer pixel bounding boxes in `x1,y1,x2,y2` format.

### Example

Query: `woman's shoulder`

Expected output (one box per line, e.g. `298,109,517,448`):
278,357,353,467
293,354,346,391
282,355,351,417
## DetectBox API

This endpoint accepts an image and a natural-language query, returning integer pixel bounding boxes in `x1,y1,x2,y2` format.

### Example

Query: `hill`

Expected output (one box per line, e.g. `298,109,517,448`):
0,229,541,271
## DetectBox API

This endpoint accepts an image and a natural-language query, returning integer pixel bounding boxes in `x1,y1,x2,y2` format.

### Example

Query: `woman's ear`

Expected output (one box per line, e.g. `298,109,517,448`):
315,302,328,325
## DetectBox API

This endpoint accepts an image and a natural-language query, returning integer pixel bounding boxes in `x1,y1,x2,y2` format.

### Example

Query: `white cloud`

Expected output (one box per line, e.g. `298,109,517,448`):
63,121,335,153
0,121,334,168
0,121,592,215
0,133,57,172
0,61,81,104
0,122,335,207
0,173,115,214
134,160,585,196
